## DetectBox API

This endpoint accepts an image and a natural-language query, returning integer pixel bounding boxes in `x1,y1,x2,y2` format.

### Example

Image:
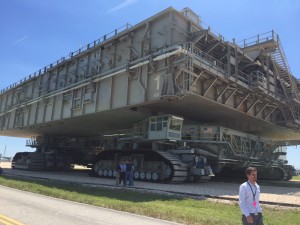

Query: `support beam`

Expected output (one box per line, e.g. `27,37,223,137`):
181,67,201,79
203,78,217,97
236,92,250,109
247,99,260,113
263,106,276,120
191,71,205,87
224,88,237,104
192,30,207,43
206,41,219,54
226,43,231,78
174,68,183,81
217,84,229,100
51,96,56,121
6,112,10,130
234,48,238,82
255,103,268,116
219,51,227,61
266,56,270,93
26,105,31,127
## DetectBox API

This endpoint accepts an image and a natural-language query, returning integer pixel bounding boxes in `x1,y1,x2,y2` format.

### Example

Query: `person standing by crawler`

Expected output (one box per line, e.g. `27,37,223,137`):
115,162,121,185
239,167,264,225
125,160,131,186
126,159,134,186
119,161,126,186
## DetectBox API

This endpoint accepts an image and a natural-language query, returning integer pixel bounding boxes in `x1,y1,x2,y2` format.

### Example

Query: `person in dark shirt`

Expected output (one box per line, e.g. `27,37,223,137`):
126,160,134,186
115,163,121,185
119,161,126,186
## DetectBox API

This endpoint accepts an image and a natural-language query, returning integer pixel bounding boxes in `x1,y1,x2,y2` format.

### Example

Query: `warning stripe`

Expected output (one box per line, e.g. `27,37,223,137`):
0,218,14,225
0,214,25,225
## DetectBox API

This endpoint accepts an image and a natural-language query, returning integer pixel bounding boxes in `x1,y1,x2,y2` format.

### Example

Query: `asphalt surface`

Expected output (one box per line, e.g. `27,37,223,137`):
0,185,183,225
1,165,300,206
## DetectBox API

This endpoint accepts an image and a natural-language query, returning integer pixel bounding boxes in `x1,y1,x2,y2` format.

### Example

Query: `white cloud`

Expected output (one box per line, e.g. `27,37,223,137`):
106,0,138,14
12,35,29,46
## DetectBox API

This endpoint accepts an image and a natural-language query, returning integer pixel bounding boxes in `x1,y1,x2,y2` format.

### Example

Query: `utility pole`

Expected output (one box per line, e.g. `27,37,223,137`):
3,145,6,157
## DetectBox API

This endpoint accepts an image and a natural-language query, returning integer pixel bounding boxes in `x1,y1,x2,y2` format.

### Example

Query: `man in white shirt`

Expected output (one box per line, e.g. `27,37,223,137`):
239,167,264,225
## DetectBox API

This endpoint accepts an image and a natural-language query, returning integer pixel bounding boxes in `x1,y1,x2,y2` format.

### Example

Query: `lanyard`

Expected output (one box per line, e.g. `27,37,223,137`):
247,181,257,201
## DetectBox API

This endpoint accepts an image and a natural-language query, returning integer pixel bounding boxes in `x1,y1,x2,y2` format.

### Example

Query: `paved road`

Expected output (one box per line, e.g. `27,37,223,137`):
2,166,300,206
0,185,182,225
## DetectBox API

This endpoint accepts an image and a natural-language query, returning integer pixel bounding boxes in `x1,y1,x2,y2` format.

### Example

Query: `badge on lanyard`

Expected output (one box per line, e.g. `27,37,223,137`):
247,181,257,207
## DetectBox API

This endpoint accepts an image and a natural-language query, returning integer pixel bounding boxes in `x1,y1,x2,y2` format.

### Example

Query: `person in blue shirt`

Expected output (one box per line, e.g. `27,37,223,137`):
125,160,134,186
239,167,264,225
119,161,127,186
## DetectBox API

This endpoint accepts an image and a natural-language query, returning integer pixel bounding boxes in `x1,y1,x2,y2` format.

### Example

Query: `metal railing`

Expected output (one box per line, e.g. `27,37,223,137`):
237,70,250,84
236,30,277,48
192,45,227,73
187,45,257,88
0,23,132,95
236,30,299,102
181,129,278,157
182,130,222,142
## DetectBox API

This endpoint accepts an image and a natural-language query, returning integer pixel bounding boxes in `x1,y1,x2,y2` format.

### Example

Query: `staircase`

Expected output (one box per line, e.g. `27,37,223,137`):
238,31,299,101
281,107,295,122
237,31,300,126
270,35,299,101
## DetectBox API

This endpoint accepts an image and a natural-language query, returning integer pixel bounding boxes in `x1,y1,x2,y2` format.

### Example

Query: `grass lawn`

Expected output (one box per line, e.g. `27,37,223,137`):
0,176,299,225
292,176,300,181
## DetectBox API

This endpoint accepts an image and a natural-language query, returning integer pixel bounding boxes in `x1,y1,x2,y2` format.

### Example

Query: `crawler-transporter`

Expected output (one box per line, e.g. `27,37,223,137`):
1,7,298,181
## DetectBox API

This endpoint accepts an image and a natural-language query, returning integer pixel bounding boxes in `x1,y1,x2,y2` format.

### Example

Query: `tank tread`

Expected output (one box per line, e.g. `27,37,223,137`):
218,164,293,181
12,152,46,170
281,166,293,181
27,153,46,170
155,150,188,183
91,149,189,183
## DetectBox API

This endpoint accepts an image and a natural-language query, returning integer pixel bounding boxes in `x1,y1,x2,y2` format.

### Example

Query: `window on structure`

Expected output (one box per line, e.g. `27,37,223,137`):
163,116,168,128
149,116,166,132
150,118,156,131
156,117,162,131
169,117,182,131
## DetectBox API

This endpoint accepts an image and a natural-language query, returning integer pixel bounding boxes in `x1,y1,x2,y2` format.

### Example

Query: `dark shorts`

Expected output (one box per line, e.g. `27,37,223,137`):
242,213,264,225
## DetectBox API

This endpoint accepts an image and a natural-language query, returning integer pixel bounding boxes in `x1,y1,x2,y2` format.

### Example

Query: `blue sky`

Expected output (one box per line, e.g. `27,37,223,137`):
0,0,300,169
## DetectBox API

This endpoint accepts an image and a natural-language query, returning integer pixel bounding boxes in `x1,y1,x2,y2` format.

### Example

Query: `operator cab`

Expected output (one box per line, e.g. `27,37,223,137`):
114,115,183,150
147,115,183,141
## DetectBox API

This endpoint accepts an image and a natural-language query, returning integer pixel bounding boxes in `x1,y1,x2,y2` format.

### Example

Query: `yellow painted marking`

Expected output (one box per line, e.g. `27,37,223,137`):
0,214,25,225
0,218,14,225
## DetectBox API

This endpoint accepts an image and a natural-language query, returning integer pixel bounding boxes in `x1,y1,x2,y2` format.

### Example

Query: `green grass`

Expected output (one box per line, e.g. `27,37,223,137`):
0,176,299,225
292,176,300,181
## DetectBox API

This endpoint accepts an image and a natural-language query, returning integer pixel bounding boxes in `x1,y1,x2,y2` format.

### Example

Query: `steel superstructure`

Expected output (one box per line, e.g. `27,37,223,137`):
1,7,298,180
